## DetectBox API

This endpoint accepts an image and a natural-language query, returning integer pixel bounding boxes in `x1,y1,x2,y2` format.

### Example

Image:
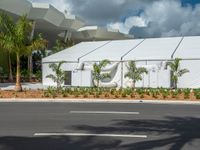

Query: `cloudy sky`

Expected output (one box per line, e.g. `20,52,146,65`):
30,0,200,38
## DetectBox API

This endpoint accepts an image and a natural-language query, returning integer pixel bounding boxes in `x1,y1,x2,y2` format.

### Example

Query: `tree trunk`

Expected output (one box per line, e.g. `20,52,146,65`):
97,80,100,88
28,55,33,82
15,53,22,92
8,52,13,82
28,20,36,82
132,80,136,89
174,80,178,89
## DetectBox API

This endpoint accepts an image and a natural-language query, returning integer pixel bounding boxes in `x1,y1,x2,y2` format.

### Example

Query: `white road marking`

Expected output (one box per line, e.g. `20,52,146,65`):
69,111,140,115
34,133,147,138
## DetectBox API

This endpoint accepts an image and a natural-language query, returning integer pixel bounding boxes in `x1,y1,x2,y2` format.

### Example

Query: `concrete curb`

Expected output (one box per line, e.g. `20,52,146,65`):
0,98,200,105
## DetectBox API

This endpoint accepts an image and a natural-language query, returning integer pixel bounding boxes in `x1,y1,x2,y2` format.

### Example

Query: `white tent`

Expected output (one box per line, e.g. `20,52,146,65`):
173,36,200,88
42,36,200,88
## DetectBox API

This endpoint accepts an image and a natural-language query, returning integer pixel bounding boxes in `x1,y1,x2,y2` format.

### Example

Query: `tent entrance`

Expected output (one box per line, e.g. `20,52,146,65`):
64,71,72,86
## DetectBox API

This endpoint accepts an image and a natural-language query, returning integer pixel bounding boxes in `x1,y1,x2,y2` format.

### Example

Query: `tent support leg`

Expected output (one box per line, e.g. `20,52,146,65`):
121,61,123,88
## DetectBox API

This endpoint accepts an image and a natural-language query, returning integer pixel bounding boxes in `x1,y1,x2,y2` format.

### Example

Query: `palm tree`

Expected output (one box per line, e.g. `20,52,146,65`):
92,59,111,87
0,14,14,82
27,33,47,81
167,58,189,89
46,61,65,89
125,61,148,88
0,13,46,91
52,39,74,54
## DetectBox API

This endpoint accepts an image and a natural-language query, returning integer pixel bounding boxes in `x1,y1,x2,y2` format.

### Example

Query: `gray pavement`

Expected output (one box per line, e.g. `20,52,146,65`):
0,102,200,150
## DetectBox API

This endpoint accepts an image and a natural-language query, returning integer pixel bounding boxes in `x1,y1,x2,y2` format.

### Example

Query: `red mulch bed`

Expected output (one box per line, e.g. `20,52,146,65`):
0,90,199,101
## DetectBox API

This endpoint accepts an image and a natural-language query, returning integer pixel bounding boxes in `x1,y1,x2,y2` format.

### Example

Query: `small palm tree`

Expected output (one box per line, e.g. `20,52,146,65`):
167,58,189,89
125,61,148,88
46,61,66,89
93,59,111,87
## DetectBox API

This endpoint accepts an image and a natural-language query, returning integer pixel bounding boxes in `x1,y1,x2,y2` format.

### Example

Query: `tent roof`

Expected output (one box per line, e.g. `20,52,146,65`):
80,39,143,62
42,41,110,63
43,36,200,63
174,36,200,59
123,37,183,61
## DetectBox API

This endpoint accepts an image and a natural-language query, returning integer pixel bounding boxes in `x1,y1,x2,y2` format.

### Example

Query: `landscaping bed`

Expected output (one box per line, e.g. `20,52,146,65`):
0,87,200,101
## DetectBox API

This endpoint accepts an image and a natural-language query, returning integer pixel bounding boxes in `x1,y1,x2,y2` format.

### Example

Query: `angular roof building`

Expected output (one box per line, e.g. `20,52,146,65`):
0,0,133,47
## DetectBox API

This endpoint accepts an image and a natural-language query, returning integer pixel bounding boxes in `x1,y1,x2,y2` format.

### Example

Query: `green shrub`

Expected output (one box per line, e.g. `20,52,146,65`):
110,88,116,95
171,89,179,98
151,89,159,98
74,92,79,98
131,93,136,98
160,88,170,99
35,70,42,82
115,93,119,98
121,92,127,98
46,86,57,98
83,93,89,98
194,89,200,100
104,93,110,98
145,89,151,96
183,89,191,99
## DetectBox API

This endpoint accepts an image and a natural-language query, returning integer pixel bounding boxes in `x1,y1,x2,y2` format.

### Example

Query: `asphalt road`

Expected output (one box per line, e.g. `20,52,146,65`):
0,102,200,150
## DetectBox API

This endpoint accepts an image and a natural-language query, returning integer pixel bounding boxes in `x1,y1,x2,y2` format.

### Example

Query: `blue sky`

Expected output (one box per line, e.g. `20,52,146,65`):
182,0,200,6
30,0,200,38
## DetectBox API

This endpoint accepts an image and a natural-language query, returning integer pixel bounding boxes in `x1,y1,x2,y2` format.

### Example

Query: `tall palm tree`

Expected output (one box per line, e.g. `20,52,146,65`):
27,33,48,81
0,14,14,82
0,13,46,91
125,61,148,88
92,59,111,87
167,58,189,89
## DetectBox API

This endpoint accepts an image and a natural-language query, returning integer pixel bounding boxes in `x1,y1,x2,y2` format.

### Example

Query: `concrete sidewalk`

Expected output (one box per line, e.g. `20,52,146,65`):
0,83,48,90
0,98,200,105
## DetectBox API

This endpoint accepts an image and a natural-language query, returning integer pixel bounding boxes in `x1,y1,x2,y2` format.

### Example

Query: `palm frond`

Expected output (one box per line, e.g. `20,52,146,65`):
46,74,57,82
177,69,189,77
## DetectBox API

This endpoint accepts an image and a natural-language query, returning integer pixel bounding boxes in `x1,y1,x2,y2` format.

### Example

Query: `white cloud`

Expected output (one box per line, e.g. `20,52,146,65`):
108,16,147,34
29,0,200,38
108,0,200,38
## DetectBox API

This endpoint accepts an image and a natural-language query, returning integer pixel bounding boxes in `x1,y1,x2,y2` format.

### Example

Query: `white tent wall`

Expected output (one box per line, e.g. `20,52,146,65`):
80,61,123,88
43,62,93,87
177,60,200,88
173,36,200,88
123,61,171,88
122,37,182,88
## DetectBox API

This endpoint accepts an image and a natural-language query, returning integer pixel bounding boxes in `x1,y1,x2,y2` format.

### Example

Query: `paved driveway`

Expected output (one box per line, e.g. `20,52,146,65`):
0,102,200,150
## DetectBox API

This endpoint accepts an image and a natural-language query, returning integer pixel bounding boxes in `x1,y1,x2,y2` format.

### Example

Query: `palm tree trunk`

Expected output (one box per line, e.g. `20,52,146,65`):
28,55,33,82
28,20,36,82
132,80,136,89
97,80,100,88
174,80,178,89
15,53,22,92
8,52,13,82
